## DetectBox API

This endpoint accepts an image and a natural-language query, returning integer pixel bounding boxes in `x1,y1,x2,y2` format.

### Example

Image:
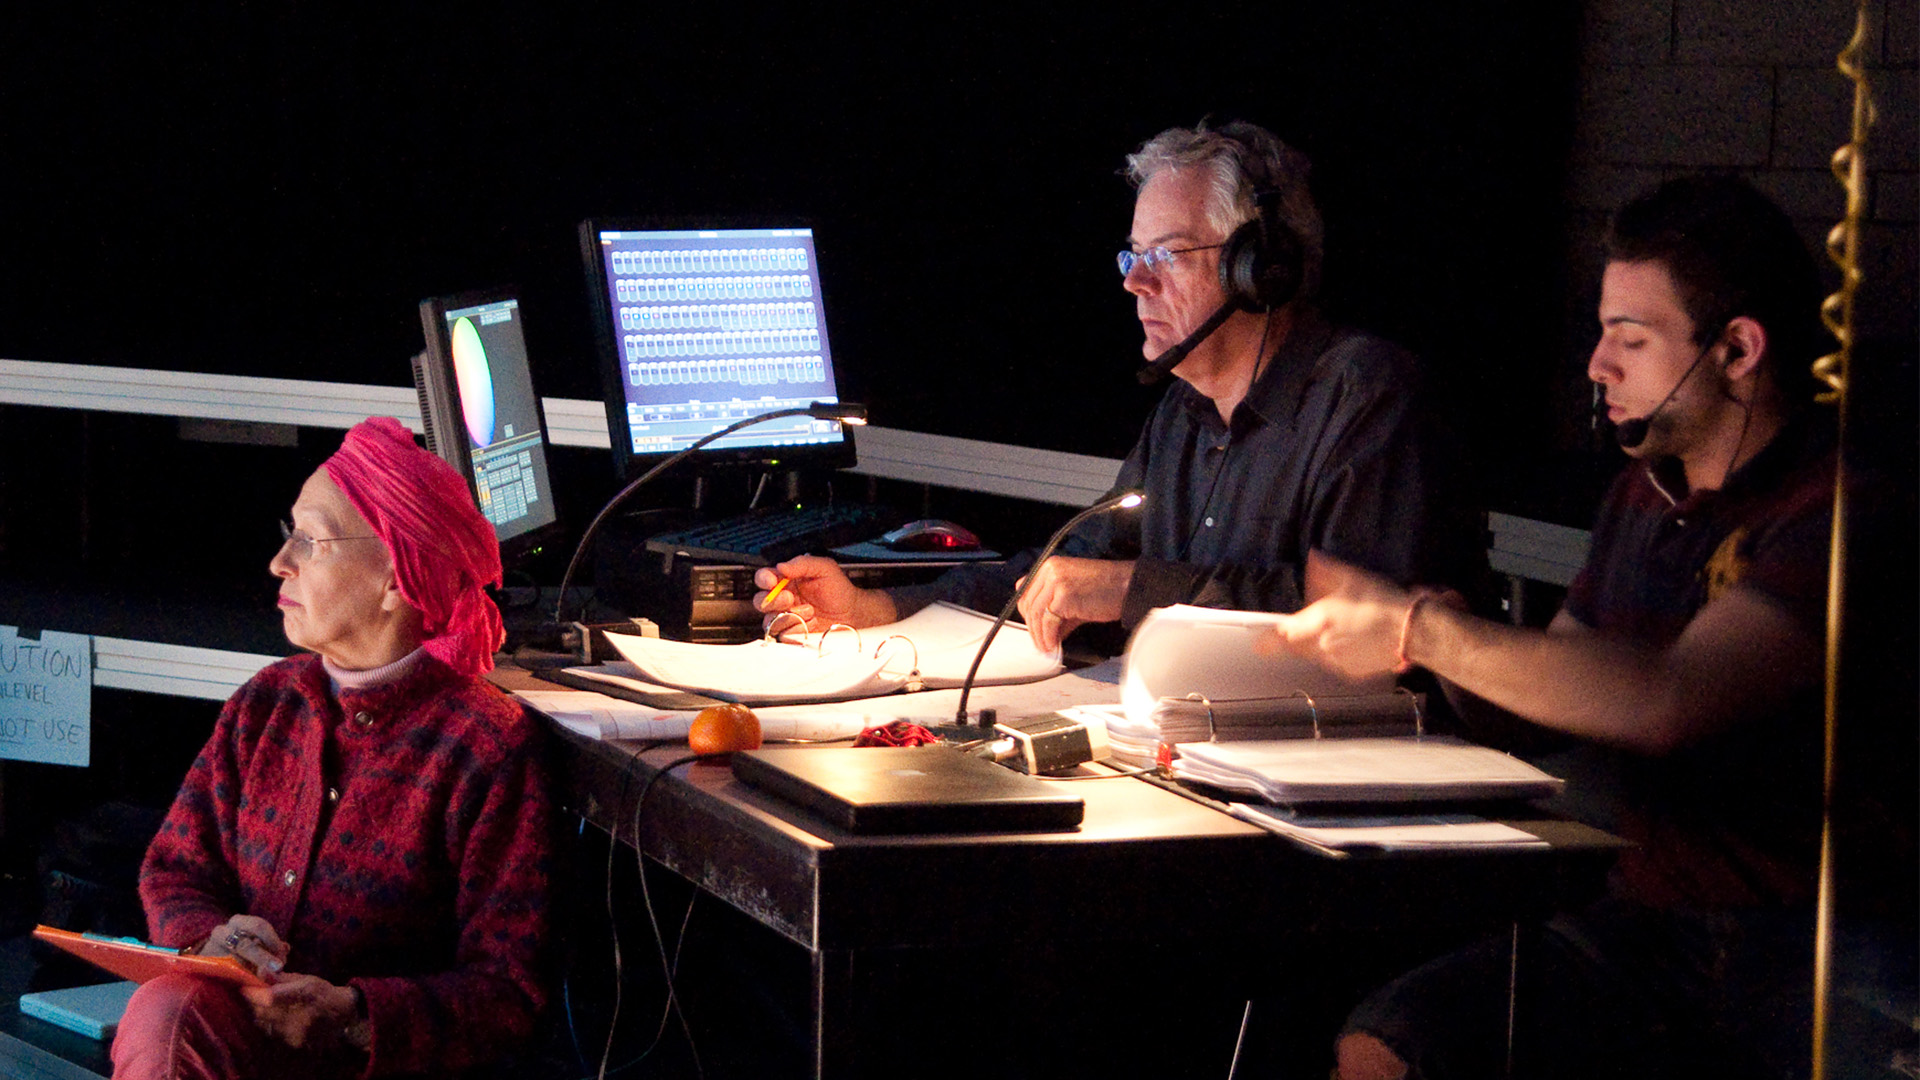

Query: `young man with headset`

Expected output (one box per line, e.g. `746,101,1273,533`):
757,120,1478,651
1271,176,1905,1078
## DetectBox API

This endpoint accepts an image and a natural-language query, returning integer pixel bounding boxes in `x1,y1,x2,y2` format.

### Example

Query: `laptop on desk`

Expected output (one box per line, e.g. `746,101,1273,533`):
732,747,1085,834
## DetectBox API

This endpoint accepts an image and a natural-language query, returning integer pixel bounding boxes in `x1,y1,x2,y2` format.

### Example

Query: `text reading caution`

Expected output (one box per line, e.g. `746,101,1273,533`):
0,627,93,767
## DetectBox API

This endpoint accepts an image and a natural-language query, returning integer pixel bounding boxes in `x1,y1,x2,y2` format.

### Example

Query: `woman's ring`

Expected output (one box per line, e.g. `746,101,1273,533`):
224,931,243,950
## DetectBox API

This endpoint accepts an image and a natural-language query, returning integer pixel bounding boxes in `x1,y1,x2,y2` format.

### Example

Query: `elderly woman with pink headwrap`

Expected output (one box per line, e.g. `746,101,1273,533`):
112,417,554,1080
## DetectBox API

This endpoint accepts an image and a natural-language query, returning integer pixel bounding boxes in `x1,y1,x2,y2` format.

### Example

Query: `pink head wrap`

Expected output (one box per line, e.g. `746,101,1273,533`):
322,416,504,676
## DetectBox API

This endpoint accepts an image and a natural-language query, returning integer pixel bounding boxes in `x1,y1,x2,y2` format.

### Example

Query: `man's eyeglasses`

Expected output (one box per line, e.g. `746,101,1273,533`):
1116,243,1225,277
278,520,381,565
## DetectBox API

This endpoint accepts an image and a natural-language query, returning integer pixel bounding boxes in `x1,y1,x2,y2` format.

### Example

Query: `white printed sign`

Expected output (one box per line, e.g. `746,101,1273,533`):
0,627,93,767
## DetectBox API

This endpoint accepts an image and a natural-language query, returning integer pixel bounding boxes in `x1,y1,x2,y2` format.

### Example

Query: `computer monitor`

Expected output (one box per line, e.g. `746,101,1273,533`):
579,220,857,482
413,286,563,565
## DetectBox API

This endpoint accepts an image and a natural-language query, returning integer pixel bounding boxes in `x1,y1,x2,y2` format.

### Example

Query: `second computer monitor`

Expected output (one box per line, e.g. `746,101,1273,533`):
580,221,857,481
414,286,563,565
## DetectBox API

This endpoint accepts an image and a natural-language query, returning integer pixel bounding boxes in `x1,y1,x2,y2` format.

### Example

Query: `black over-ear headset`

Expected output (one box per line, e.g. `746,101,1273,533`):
1218,186,1304,311
1211,121,1308,311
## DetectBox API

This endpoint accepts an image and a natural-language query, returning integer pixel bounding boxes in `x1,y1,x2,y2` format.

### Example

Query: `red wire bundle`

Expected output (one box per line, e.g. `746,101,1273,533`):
853,721,943,747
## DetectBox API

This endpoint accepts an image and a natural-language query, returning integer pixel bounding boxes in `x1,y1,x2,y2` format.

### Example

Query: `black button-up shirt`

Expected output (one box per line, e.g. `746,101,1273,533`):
894,310,1480,625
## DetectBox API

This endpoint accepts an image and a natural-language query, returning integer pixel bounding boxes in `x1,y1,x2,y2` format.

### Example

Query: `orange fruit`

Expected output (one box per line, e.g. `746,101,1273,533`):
689,703,762,755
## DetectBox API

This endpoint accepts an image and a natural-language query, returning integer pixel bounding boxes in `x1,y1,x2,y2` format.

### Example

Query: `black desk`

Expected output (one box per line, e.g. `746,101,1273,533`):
500,667,1625,1077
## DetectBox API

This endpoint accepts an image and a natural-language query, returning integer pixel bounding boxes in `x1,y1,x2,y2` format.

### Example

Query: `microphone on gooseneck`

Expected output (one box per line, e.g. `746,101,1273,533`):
1136,299,1240,385
951,491,1146,726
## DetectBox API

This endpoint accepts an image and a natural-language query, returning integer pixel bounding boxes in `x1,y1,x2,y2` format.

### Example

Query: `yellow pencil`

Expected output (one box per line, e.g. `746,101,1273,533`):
764,577,792,605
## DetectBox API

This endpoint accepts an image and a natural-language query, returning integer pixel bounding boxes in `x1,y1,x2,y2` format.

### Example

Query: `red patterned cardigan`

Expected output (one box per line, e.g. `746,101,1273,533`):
140,653,555,1077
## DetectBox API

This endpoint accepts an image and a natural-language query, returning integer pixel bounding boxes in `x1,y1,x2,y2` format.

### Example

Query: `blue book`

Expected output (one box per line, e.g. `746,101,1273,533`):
19,980,139,1041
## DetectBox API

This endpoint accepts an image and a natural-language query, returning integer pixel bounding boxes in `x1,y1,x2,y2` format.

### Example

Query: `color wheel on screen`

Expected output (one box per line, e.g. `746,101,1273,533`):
449,316,497,448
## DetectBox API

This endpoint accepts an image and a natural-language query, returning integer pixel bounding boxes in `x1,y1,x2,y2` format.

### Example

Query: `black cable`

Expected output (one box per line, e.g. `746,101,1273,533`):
631,752,711,1080
553,403,866,626
1721,383,1757,482
561,819,591,1072
627,886,697,1073
576,741,683,1080
585,747,813,1079
592,749,645,1080
587,842,698,1079
569,873,696,1079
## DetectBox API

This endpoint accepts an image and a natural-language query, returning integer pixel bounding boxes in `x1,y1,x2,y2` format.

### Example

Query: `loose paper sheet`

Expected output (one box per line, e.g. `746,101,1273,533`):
603,601,1062,703
1229,804,1546,851
515,689,903,743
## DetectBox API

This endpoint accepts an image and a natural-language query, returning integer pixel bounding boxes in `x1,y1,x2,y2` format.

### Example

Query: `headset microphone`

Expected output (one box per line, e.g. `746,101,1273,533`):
1612,412,1656,451
1608,342,1716,450
1136,299,1238,385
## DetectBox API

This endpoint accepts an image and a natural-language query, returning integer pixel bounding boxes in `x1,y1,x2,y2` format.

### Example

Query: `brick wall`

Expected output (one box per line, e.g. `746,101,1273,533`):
1553,0,1916,444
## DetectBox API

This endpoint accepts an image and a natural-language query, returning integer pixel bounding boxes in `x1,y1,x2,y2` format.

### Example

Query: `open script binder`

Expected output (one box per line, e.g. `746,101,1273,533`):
1116,605,1562,805
600,601,1064,705
33,925,266,987
1113,604,1404,757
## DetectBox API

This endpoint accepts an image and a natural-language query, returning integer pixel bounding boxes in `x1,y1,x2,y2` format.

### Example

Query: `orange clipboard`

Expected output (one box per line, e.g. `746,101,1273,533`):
33,925,268,988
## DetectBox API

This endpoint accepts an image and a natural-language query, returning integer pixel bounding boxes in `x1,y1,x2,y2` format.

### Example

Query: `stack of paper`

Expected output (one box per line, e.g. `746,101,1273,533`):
1140,693,1424,743
1174,737,1564,804
1226,804,1547,852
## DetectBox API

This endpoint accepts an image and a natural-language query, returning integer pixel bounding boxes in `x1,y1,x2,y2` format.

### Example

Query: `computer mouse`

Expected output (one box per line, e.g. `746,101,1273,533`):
879,519,982,552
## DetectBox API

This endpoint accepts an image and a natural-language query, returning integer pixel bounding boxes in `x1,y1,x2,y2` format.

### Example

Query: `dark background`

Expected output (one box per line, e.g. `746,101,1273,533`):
0,10,1910,1073
0,3,1582,468
0,2,1594,937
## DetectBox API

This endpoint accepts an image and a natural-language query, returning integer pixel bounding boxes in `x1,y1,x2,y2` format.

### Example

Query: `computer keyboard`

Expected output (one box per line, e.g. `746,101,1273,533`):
644,504,903,566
